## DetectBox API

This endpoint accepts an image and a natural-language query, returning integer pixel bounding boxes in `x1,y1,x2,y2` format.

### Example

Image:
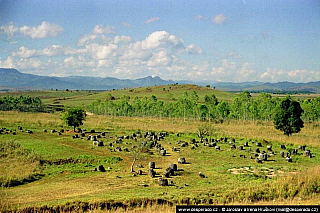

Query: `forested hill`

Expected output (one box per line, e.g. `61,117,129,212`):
0,68,174,90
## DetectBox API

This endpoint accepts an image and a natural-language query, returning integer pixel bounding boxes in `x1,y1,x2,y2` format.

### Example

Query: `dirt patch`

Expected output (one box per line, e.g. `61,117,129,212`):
228,167,296,178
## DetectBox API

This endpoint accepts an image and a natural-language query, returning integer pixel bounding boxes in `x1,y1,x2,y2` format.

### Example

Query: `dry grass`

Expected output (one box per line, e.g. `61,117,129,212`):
1,110,319,148
83,115,320,148
87,204,175,213
0,111,319,212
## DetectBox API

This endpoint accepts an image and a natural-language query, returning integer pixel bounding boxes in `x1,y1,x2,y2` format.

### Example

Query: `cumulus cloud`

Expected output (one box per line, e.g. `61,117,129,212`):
11,46,37,58
213,14,227,24
145,17,160,24
91,25,116,35
0,21,63,39
77,25,116,46
10,45,82,58
186,44,203,54
4,30,205,79
15,58,43,69
211,59,256,82
260,67,319,83
0,56,15,68
147,50,172,67
0,22,18,38
19,21,64,39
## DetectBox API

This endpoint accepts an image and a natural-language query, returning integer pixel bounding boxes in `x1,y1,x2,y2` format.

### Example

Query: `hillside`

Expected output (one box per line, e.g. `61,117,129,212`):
212,81,320,93
0,68,174,90
0,84,237,109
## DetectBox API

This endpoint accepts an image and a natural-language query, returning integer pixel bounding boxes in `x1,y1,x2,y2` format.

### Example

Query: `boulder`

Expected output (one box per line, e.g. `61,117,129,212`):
178,157,186,164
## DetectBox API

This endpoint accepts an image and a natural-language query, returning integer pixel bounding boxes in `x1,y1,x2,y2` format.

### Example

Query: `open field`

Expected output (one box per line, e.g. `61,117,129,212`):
0,111,320,212
1,84,319,109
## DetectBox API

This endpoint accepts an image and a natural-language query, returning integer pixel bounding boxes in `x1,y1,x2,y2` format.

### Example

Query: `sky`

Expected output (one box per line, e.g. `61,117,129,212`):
0,0,319,83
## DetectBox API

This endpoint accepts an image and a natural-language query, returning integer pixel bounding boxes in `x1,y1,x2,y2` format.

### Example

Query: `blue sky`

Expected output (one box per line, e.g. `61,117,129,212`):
0,0,319,82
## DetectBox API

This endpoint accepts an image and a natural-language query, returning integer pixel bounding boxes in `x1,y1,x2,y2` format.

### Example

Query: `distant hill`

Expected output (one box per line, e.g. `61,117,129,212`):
0,68,175,90
180,80,320,93
1,68,319,93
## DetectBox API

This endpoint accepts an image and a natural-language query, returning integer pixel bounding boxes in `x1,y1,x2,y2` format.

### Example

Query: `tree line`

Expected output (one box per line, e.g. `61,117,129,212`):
0,95,45,112
88,91,320,122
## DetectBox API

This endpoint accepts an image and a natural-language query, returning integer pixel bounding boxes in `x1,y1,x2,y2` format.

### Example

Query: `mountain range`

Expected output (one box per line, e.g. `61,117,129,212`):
0,68,174,91
1,68,320,93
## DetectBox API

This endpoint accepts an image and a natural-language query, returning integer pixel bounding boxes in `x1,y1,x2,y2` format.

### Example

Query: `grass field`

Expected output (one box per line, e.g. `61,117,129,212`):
1,110,320,212
1,84,319,109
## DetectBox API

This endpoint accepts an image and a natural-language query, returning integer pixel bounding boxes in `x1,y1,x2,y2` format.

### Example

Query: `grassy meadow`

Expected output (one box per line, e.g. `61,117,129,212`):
0,86,320,212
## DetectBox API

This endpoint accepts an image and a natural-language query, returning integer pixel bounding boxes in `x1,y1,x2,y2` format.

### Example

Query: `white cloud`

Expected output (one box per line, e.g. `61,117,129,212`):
114,35,132,44
19,21,63,39
0,21,63,39
3,30,205,79
213,14,227,24
186,44,203,54
0,22,19,38
77,25,116,46
16,58,43,69
260,67,319,83
11,46,37,58
211,59,257,82
195,15,208,20
147,50,172,67
0,56,15,68
145,17,160,24
63,56,95,69
10,45,82,58
192,61,209,72
227,51,242,59
86,43,117,60
77,34,98,46
91,25,116,35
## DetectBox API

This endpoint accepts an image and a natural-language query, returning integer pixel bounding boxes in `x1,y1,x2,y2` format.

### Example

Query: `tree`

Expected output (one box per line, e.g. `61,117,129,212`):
273,96,304,136
62,107,86,132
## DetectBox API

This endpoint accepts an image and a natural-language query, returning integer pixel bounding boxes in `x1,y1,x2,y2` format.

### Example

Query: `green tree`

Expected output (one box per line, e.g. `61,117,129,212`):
273,96,304,136
62,107,86,132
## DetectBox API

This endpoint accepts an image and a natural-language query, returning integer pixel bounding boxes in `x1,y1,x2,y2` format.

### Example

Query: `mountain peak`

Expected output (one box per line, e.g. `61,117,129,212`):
0,68,21,75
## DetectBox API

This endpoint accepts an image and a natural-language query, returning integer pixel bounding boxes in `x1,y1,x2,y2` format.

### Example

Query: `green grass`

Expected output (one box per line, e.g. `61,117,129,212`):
1,111,320,211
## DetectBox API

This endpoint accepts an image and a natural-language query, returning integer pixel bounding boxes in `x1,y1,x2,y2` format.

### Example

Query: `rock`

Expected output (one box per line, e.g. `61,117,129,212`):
160,149,166,156
148,168,156,178
286,157,292,162
97,165,106,172
237,146,243,150
149,161,155,169
158,177,168,186
198,172,205,178
169,163,177,171
178,157,186,164
256,158,262,164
